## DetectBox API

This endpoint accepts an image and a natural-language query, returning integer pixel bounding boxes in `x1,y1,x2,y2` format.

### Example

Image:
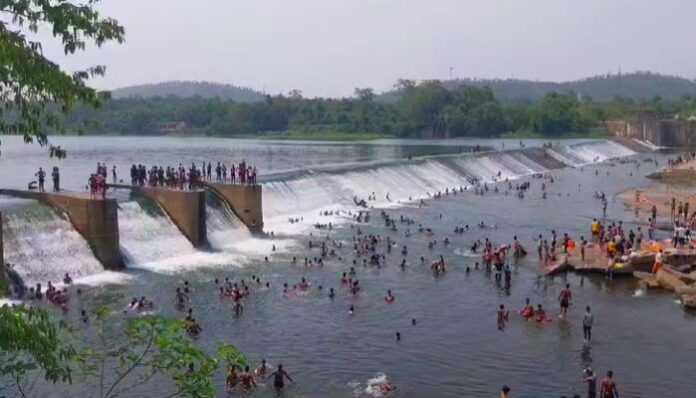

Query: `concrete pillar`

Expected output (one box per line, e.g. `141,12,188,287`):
139,187,207,247
203,183,263,232
0,189,123,270
41,193,124,270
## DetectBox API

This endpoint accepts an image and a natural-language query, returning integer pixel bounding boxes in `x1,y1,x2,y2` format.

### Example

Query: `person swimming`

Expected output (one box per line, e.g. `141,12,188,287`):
534,304,550,323
520,298,534,319
239,365,257,389
384,289,395,303
255,358,272,377
226,366,239,389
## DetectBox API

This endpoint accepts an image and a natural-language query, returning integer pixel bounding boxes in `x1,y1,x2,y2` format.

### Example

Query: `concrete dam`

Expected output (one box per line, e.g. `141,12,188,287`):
606,118,696,147
0,184,263,282
1,139,648,285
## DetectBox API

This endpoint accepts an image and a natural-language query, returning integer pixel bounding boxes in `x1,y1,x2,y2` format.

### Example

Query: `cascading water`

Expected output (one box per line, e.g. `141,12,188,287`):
117,199,199,269
260,140,638,232
261,149,551,228
206,193,251,249
1,202,103,285
0,139,641,279
547,140,637,166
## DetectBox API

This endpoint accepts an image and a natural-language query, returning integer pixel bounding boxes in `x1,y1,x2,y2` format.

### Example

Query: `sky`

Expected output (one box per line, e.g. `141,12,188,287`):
34,0,696,97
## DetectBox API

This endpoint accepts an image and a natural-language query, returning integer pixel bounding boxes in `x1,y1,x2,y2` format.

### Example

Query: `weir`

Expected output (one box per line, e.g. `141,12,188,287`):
110,185,207,247
0,189,123,270
201,183,263,232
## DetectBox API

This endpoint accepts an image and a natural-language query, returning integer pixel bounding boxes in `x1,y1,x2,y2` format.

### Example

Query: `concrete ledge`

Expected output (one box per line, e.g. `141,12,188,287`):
202,183,263,232
0,189,123,270
647,168,696,182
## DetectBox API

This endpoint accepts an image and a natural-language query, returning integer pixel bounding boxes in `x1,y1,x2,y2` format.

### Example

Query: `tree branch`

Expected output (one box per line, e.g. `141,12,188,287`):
112,369,159,396
103,322,156,398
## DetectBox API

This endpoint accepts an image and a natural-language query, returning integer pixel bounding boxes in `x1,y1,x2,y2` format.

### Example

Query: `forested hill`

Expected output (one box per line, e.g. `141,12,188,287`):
110,81,264,103
379,72,696,103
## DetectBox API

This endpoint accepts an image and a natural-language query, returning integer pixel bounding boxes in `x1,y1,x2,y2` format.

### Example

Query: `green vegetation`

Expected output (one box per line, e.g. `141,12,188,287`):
111,81,263,103
0,303,246,398
0,0,125,157
380,72,696,103
61,80,696,139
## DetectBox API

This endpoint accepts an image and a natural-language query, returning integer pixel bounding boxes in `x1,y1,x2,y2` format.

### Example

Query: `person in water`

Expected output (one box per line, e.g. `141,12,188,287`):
497,304,509,330
226,366,239,389
385,289,395,303
558,283,572,319
175,287,189,306
584,367,597,398
239,365,257,389
255,358,272,377
500,385,511,398
599,370,619,398
534,304,549,323
266,363,294,390
520,298,534,319
583,305,594,342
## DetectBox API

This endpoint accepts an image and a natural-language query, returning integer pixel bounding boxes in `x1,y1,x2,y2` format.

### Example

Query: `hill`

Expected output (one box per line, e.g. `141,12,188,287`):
110,81,264,103
379,72,696,103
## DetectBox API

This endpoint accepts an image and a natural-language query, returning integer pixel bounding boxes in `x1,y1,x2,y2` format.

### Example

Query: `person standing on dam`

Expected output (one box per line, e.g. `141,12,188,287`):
51,166,60,192
35,167,46,192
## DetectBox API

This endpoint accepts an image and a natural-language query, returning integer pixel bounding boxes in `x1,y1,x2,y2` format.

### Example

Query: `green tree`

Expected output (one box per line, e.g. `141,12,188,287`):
0,0,125,157
0,304,247,398
0,305,74,398
531,92,581,135
398,80,451,134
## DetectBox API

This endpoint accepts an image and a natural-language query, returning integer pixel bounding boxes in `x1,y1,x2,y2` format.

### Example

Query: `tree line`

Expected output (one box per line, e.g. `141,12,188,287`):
62,80,696,138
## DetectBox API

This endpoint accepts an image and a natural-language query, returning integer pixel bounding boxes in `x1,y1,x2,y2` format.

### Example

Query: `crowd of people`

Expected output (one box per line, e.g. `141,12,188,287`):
30,159,259,199
666,152,695,168
11,152,676,398
127,160,258,189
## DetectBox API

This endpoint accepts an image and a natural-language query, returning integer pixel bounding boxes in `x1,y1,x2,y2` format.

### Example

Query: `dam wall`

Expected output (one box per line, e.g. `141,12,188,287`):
203,183,263,232
0,190,123,270
606,118,696,147
138,187,207,247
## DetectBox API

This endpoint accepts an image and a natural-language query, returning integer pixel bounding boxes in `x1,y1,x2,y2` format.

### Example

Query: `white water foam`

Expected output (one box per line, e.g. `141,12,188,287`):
549,141,637,166
118,200,199,267
261,150,551,234
2,207,103,285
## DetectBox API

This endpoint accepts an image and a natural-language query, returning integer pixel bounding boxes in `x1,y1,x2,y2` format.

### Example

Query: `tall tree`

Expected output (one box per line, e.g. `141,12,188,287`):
0,0,125,157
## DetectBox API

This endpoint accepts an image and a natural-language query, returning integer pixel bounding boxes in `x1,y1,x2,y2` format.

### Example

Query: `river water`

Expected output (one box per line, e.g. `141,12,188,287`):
1,135,694,398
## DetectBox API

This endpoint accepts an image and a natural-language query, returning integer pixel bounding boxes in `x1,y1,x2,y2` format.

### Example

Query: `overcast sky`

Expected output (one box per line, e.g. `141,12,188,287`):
40,0,696,97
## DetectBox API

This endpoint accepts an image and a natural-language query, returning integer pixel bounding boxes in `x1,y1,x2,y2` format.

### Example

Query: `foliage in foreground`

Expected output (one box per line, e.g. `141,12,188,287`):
0,304,246,398
0,0,125,157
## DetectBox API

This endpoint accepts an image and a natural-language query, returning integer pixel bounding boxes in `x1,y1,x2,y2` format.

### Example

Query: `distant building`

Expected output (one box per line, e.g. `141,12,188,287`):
156,121,187,134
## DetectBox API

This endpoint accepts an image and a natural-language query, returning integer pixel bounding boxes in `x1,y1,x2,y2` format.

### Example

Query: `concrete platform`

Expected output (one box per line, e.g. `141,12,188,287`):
646,159,696,182
0,189,123,270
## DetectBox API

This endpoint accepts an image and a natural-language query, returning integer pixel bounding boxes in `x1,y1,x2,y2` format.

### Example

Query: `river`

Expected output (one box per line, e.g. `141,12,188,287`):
0,135,693,398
